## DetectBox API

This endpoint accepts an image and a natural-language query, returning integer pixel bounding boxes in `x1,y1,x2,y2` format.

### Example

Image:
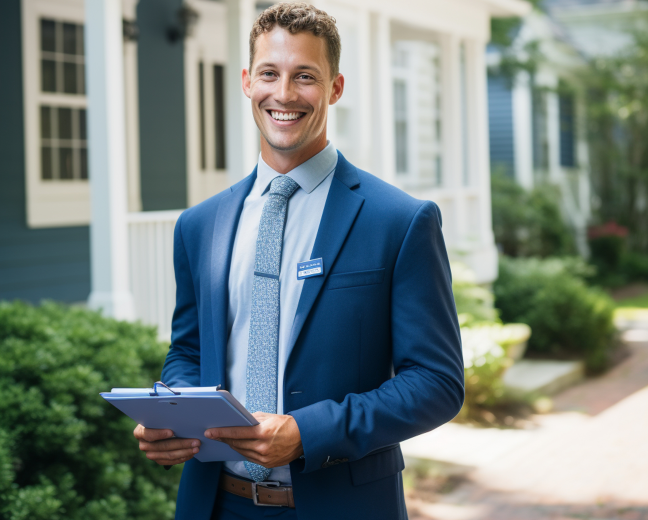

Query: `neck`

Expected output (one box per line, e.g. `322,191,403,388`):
260,133,328,174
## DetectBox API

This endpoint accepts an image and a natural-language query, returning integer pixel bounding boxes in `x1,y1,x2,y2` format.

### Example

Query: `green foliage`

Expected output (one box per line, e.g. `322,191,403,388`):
0,301,180,520
585,27,648,253
490,0,542,49
493,257,616,372
451,264,530,423
452,263,499,325
491,171,575,258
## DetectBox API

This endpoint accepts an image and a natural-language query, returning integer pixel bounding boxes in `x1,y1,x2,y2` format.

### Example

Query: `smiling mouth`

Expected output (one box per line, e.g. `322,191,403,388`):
267,110,306,121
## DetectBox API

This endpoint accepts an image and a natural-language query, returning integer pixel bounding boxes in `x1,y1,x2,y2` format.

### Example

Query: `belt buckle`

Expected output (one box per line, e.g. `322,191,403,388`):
251,481,282,507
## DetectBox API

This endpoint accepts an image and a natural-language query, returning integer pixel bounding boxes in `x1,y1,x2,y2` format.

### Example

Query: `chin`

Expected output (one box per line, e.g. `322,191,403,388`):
265,135,307,152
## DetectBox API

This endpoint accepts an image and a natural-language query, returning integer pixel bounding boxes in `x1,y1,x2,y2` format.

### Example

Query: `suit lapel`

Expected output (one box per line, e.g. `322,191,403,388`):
210,170,256,386
287,153,364,358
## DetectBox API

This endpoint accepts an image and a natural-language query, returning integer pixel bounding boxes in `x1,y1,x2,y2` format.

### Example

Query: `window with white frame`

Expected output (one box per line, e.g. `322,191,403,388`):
40,19,88,181
23,0,90,227
184,0,230,208
392,40,443,190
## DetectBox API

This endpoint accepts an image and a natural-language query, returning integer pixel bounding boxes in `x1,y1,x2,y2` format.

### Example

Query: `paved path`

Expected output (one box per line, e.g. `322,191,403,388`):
404,323,648,520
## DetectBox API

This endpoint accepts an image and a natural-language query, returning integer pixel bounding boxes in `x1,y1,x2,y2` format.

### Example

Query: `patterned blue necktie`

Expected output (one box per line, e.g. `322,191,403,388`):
245,175,299,482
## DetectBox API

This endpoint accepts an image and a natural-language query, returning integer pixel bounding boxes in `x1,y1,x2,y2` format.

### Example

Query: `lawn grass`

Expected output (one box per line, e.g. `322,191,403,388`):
615,292,648,309
614,288,648,322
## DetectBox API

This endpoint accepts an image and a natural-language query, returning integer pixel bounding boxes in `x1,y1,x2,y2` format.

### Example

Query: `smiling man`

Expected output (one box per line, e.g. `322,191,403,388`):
133,3,464,519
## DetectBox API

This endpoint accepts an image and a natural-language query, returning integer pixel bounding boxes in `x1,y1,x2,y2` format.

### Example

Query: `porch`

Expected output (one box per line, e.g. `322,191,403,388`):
74,0,529,335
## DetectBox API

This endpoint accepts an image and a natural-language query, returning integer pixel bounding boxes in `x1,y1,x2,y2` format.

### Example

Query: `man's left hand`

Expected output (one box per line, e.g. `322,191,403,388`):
205,412,303,468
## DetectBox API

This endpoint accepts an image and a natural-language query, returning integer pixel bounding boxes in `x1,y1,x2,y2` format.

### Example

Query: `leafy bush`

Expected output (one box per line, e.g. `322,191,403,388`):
493,257,617,372
452,264,530,423
621,252,648,282
0,301,180,520
491,171,575,258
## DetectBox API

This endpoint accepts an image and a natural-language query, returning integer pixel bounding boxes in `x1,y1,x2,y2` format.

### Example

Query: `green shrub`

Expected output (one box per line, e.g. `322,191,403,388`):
451,262,499,325
621,252,648,281
451,263,530,423
0,301,180,520
491,171,575,258
493,257,616,372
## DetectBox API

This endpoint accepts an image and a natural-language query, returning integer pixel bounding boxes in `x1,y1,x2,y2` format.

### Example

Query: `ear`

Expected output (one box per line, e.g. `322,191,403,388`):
328,73,345,106
242,68,251,99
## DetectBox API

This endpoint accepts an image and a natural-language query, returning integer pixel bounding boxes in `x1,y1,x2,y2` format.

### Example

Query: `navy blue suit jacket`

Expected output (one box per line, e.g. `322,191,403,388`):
161,152,464,519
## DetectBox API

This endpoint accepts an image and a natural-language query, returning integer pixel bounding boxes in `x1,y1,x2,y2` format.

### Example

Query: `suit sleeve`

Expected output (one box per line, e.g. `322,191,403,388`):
160,212,202,387
290,201,465,473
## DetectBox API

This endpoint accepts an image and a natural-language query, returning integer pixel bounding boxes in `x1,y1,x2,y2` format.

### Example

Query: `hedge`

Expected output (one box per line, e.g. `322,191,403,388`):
493,257,617,372
0,301,180,520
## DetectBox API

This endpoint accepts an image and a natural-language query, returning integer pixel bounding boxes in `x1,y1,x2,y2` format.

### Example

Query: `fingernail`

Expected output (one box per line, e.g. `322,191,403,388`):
204,431,211,439
193,447,199,454
192,440,199,447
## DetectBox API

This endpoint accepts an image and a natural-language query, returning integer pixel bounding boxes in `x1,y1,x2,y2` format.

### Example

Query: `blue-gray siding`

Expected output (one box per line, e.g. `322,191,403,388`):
137,0,188,211
0,0,91,304
487,75,515,178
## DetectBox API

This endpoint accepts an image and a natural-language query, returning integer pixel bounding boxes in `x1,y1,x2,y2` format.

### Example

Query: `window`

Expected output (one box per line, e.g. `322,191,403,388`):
23,1,91,227
213,64,226,170
394,80,408,174
40,19,85,95
198,61,226,171
559,92,576,168
392,40,443,189
532,86,549,171
39,19,88,181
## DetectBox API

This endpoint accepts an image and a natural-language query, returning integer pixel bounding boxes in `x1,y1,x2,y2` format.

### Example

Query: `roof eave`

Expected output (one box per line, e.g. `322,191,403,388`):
484,0,533,18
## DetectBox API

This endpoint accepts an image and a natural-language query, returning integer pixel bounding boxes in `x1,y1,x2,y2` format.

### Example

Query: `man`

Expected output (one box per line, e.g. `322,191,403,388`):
134,3,464,519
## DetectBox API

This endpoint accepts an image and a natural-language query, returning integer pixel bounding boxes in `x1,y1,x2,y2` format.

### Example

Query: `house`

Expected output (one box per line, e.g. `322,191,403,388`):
487,8,592,255
0,0,529,338
546,0,648,58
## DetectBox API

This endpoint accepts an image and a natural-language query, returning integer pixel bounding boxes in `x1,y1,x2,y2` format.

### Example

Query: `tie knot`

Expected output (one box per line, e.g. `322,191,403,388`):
269,175,299,199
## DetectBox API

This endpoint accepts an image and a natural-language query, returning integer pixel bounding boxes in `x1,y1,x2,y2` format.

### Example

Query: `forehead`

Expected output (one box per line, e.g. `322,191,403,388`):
253,26,329,73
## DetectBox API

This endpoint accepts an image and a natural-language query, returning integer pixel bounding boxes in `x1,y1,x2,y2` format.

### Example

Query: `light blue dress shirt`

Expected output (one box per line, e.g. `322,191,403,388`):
224,142,338,484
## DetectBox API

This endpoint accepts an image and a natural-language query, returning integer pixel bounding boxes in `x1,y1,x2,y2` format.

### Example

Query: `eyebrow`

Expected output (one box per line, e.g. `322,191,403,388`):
255,62,322,75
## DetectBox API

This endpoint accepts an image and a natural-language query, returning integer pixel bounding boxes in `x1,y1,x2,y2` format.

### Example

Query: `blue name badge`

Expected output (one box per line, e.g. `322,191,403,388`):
297,258,324,280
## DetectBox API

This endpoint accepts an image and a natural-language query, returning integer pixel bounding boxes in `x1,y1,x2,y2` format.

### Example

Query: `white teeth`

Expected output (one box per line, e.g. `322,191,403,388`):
270,111,303,121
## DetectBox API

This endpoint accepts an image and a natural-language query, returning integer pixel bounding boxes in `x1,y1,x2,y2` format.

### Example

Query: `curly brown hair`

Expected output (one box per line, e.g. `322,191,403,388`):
249,2,341,79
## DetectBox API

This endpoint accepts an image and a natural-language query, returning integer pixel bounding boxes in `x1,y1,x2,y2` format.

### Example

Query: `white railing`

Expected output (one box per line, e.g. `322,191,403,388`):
127,210,182,341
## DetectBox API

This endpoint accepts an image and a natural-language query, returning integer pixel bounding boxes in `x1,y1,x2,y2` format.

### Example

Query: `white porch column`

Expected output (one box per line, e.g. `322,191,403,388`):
226,0,258,182
512,70,534,190
471,38,498,255
86,0,135,320
372,13,396,183
440,34,464,248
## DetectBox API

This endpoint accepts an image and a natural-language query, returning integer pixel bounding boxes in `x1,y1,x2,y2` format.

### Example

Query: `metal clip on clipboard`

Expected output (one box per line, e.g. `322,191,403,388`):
149,381,181,396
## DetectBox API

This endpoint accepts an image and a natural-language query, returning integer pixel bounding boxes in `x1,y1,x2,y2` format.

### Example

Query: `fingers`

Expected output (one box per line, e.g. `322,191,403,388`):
205,425,260,440
145,446,199,464
133,424,174,442
139,437,200,452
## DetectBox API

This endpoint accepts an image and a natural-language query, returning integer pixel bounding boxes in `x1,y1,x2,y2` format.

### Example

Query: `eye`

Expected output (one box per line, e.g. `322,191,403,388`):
261,71,276,78
297,74,313,80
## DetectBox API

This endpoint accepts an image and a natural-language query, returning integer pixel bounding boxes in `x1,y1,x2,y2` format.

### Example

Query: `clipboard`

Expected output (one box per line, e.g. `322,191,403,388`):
101,382,258,462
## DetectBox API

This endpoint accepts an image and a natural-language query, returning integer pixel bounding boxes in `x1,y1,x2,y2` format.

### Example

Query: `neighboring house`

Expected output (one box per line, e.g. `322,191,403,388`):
546,0,648,58
486,0,648,256
0,0,529,338
487,9,592,255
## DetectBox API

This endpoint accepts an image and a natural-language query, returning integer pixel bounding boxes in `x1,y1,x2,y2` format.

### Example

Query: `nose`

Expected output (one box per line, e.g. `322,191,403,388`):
274,75,298,105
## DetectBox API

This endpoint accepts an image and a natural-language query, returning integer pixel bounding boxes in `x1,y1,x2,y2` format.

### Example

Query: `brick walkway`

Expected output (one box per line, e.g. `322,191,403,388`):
404,323,648,520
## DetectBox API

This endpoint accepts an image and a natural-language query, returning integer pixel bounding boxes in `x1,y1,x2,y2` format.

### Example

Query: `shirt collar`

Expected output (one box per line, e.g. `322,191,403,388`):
256,141,338,195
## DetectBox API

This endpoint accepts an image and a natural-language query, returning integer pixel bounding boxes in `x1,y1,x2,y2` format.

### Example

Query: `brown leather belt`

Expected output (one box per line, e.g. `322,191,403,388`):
219,473,295,508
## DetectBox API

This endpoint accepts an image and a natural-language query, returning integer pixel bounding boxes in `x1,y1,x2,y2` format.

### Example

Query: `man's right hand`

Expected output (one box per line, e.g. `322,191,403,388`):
133,424,200,466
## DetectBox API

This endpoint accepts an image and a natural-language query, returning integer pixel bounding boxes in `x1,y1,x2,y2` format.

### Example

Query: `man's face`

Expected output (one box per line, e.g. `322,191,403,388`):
243,27,344,153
